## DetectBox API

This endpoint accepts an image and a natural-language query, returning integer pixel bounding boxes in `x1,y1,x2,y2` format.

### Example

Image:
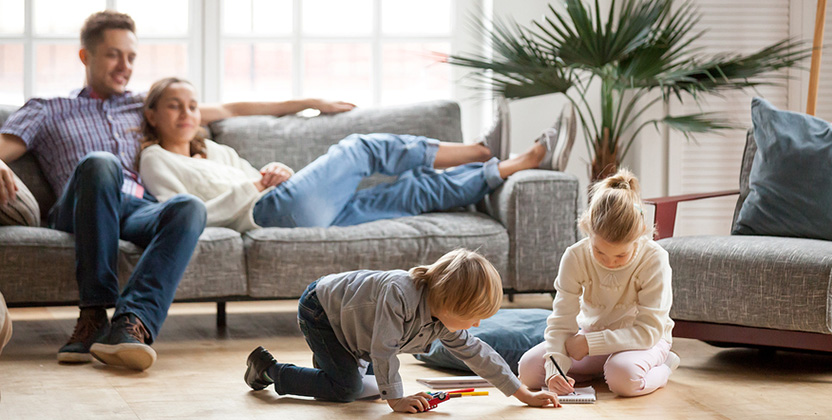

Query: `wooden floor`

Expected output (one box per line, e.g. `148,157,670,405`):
1,295,831,420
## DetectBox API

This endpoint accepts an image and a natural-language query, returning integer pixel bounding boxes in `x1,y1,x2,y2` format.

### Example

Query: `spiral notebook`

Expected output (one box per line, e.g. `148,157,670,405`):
556,386,596,404
416,375,491,389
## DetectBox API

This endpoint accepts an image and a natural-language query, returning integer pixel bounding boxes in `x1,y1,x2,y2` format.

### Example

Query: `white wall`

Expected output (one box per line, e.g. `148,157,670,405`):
486,0,612,206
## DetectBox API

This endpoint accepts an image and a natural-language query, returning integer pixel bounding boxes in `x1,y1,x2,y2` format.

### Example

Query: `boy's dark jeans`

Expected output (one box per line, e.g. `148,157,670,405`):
271,281,365,402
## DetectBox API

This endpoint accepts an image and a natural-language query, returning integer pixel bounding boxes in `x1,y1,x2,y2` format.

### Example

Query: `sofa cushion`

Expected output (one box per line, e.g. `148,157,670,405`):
658,235,832,334
731,129,757,231
0,173,40,227
0,226,245,304
209,100,464,190
0,226,81,303
733,97,832,240
2,104,57,221
119,227,247,300
244,212,509,298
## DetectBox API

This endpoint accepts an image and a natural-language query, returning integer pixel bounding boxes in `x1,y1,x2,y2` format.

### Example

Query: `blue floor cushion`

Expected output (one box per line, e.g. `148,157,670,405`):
414,308,550,375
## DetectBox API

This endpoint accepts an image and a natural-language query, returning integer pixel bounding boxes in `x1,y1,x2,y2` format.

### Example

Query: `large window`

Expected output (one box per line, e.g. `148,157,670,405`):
218,0,453,107
0,0,192,102
0,0,459,110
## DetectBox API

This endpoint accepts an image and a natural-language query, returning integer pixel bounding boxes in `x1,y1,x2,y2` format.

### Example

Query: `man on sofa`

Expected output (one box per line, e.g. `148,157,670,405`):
0,10,354,371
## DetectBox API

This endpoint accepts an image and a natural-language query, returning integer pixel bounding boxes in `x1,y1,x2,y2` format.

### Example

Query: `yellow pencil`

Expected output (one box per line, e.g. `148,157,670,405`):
448,391,489,397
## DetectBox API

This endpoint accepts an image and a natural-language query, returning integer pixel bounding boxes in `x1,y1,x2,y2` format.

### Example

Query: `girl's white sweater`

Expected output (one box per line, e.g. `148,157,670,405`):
543,236,674,382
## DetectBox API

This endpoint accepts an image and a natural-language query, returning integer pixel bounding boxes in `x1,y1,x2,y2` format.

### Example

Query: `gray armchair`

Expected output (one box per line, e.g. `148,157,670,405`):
646,129,832,352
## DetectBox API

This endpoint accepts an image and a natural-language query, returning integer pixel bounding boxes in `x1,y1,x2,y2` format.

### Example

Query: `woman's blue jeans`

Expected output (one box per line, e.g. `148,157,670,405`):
48,152,206,342
252,133,503,228
269,281,365,402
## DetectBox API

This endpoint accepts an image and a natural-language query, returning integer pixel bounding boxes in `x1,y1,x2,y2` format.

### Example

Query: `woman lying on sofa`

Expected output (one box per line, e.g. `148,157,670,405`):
137,77,559,232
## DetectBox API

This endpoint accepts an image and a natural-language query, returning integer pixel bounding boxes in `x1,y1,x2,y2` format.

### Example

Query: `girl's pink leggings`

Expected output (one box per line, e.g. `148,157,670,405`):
518,339,673,397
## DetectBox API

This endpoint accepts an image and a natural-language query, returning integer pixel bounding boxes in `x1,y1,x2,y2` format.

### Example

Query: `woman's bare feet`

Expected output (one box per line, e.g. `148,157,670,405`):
497,141,547,179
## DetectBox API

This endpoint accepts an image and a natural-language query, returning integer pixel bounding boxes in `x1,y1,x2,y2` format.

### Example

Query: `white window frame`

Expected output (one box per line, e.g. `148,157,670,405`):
2,0,486,136
0,0,200,99
204,0,469,104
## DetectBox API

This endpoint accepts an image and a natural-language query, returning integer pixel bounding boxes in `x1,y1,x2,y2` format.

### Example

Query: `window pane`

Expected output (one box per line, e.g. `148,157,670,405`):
34,44,85,97
129,43,188,93
0,0,24,35
34,0,104,36
303,43,371,106
381,0,451,36
223,0,292,36
302,0,371,36
116,0,188,37
223,43,291,102
381,43,450,106
0,44,24,104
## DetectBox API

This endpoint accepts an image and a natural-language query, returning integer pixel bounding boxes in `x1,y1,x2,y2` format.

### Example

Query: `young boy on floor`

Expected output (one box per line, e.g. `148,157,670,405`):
244,249,560,413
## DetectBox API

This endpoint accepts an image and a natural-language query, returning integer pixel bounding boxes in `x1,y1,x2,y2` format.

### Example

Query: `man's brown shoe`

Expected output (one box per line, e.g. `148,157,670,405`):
57,307,109,363
90,313,156,371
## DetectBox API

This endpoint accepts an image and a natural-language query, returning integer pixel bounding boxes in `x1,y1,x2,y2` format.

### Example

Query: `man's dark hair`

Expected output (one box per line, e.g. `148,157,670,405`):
80,10,136,51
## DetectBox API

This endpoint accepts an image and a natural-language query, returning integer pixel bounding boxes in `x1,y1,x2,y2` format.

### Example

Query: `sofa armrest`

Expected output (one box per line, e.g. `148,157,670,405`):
644,190,739,240
478,169,579,292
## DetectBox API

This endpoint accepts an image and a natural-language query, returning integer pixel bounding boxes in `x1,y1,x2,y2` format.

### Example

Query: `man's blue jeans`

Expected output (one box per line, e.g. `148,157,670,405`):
269,281,365,402
48,152,206,343
252,133,504,228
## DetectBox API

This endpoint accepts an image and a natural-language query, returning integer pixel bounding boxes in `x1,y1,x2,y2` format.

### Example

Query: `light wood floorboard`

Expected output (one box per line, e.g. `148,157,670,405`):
1,295,830,419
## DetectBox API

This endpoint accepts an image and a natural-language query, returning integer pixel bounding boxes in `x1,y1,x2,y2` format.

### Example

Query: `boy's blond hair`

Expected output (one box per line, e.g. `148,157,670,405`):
409,249,502,319
579,168,652,243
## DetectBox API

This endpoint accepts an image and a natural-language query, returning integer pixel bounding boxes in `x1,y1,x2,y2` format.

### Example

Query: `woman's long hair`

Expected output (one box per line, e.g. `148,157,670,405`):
136,77,207,169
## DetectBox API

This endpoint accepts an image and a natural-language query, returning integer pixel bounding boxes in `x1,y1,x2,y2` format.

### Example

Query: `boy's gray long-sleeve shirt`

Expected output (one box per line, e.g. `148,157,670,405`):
315,269,522,400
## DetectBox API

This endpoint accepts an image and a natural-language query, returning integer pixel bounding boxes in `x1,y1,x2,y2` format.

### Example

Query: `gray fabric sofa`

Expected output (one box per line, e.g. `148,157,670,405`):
0,100,579,323
648,130,832,352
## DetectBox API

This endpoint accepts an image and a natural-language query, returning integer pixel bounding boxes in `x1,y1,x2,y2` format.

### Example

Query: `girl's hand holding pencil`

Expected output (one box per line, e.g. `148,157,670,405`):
548,355,576,395
547,374,576,396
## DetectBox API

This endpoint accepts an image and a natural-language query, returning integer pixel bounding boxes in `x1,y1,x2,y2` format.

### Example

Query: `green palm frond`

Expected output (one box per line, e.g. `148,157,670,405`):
446,15,574,99
656,39,811,96
445,0,808,178
620,112,738,160
537,0,667,69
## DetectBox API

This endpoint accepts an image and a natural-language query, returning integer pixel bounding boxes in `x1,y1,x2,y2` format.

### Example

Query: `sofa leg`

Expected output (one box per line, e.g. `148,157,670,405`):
217,302,227,329
507,291,515,303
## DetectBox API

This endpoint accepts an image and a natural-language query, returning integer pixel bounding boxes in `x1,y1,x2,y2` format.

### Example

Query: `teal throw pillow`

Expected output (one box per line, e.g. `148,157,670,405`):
733,97,832,240
413,308,549,375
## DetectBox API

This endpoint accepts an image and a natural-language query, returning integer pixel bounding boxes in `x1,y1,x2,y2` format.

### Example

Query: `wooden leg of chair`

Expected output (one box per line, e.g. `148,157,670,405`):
217,301,227,329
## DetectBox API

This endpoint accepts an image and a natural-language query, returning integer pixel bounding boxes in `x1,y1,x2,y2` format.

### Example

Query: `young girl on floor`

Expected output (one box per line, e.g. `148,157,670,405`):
244,249,560,413
518,169,678,398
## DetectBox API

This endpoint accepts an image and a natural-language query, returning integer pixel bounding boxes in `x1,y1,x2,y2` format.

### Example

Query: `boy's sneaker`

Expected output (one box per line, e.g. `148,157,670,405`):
90,313,156,371
665,350,681,371
245,346,278,390
57,307,109,363
477,98,511,161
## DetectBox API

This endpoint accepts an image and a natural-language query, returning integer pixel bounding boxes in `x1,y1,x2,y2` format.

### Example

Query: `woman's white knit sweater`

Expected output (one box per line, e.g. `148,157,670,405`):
543,236,674,382
139,140,275,232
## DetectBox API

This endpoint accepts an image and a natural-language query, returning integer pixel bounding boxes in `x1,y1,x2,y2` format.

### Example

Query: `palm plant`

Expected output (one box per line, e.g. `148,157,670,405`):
447,0,810,181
